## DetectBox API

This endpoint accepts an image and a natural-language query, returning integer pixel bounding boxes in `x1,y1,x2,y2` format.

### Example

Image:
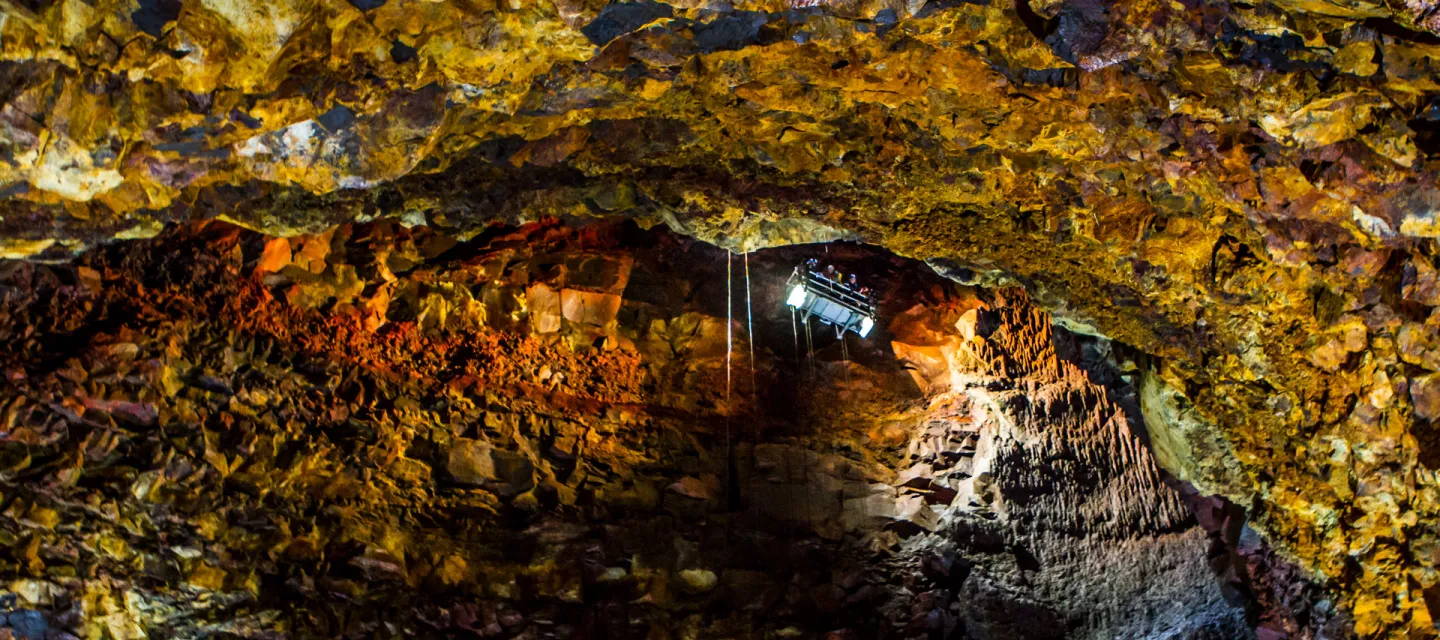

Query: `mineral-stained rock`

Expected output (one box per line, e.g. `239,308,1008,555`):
560,289,623,326
7,0,1440,630
878,288,1251,638
0,220,1281,638
448,438,498,485
1415,375,1440,422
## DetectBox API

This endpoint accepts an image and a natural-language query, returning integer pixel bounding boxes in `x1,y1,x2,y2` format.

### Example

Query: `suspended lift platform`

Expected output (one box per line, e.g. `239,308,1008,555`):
785,265,876,339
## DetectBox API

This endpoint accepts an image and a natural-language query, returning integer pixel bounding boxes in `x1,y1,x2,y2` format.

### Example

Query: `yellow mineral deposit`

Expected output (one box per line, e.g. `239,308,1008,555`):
1,0,1439,637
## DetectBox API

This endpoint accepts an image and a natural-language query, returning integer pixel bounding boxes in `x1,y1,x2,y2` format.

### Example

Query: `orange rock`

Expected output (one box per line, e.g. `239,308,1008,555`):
255,238,292,274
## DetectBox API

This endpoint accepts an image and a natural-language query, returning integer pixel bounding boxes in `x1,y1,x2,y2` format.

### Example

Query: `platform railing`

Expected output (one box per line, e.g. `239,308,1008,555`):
789,266,875,317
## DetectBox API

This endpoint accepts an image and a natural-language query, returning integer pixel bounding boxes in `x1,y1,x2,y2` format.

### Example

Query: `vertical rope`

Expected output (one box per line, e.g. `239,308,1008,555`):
744,252,756,403
791,307,800,366
836,333,848,529
804,316,815,382
725,250,733,512
726,250,732,411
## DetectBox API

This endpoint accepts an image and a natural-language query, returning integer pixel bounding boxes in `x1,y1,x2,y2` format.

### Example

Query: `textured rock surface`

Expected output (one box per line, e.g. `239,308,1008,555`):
878,287,1253,638
3,0,1440,636
0,219,1256,638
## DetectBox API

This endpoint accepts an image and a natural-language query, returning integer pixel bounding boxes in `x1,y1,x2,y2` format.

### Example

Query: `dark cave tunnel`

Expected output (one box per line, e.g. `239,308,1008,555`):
0,215,1328,640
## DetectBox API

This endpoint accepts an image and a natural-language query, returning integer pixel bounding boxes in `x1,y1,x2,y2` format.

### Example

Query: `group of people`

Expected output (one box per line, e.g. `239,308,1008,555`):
805,258,874,302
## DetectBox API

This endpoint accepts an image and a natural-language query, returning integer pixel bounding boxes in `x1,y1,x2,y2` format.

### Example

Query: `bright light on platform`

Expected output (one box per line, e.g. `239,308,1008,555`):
859,316,874,338
786,284,808,308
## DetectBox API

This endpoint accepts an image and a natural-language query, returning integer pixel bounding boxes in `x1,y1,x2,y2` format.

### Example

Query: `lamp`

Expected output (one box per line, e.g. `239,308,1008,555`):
786,284,808,308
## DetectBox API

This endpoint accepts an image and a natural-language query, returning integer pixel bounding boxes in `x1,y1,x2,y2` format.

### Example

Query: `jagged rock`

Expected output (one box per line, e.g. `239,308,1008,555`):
492,451,536,498
4,5,1440,632
448,439,498,485
1413,375,1440,422
886,290,1250,638
0,209,1363,636
255,238,292,275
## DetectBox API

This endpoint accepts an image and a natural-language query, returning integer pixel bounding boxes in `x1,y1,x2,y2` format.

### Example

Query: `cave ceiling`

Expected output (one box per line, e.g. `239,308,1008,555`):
4,0,1440,637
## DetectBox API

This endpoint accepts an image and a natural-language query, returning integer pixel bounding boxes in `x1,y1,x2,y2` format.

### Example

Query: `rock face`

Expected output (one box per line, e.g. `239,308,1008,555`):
3,0,1440,636
882,287,1252,639
0,219,1262,638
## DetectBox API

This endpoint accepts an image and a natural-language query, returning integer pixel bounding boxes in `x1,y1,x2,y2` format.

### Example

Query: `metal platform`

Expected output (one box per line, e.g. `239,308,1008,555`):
785,266,876,338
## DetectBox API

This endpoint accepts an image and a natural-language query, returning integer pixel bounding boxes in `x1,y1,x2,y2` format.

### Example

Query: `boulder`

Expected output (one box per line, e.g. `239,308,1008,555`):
493,451,536,497
447,439,497,485
678,569,718,593
560,289,622,326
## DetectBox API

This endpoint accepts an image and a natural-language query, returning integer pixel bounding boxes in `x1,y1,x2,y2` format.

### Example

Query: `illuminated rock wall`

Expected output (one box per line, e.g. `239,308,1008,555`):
0,221,1262,638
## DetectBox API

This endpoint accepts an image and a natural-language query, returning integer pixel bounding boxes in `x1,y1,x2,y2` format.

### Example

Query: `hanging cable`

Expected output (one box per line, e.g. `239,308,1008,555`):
743,252,757,452
838,326,850,525
726,250,733,410
803,315,810,381
744,252,756,403
725,251,733,511
791,307,800,366
804,315,815,382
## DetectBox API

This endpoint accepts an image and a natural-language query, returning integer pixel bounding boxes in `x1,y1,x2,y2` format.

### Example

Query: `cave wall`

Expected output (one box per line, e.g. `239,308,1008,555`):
880,286,1255,638
0,220,1253,638
2,0,1440,635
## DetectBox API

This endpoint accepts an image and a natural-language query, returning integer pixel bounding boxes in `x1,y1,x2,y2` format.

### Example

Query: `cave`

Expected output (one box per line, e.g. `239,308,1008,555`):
0,218,1271,640
1,1,1439,639
0,218,1334,639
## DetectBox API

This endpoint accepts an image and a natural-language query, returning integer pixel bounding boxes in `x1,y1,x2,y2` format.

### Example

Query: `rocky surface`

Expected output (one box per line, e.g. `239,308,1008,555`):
0,219,1260,638
2,0,1440,636
867,286,1254,639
